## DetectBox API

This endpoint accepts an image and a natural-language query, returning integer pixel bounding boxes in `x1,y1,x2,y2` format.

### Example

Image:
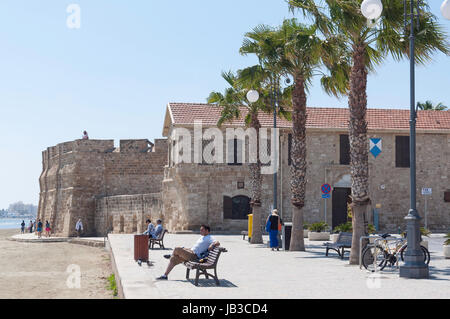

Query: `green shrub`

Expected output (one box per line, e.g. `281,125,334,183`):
367,224,376,234
420,227,431,237
308,222,328,233
444,233,450,246
303,223,309,230
332,221,352,233
107,274,118,297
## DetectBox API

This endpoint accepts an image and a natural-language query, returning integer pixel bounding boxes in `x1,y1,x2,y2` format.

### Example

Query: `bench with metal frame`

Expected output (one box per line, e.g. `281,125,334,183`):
149,229,168,249
184,247,228,286
323,232,352,259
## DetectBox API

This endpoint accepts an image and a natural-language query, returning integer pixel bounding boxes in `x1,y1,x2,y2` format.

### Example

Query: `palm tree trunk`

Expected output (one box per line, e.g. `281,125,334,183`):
250,111,263,244
289,75,307,251
348,42,370,264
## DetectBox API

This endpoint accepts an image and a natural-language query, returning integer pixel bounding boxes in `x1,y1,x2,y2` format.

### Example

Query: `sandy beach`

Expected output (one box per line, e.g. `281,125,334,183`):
0,229,113,299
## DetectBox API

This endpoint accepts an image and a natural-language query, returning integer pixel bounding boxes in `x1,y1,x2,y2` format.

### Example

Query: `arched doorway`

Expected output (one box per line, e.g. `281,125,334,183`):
223,195,252,220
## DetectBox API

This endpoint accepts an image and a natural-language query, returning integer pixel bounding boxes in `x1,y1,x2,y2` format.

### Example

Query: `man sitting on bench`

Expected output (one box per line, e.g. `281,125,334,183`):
156,225,220,280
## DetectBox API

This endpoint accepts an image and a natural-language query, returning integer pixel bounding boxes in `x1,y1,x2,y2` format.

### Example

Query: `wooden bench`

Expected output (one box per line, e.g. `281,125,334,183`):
184,247,228,286
323,232,352,259
149,229,168,249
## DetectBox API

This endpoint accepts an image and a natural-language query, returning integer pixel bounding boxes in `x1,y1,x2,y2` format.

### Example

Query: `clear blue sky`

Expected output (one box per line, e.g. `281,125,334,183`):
0,0,449,209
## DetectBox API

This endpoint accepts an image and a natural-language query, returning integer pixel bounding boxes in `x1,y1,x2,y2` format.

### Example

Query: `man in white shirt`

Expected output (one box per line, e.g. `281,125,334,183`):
156,225,219,280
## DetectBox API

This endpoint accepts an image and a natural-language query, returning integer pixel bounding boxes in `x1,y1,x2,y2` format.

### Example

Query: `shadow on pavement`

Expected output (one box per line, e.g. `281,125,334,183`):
172,279,238,288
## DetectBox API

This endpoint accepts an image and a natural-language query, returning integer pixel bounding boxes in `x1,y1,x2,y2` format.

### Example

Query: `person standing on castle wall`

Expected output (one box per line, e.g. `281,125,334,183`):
75,219,83,237
21,220,25,234
143,219,155,238
45,220,51,237
82,130,89,140
36,219,43,239
153,219,163,239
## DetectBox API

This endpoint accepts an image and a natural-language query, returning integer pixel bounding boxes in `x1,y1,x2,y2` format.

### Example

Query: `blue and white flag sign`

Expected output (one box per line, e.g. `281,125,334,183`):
369,138,382,158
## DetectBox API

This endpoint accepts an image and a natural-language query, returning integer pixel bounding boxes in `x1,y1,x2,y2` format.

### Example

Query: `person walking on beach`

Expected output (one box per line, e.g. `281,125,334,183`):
265,209,282,251
29,220,33,233
45,220,51,237
36,219,43,238
21,220,25,234
75,219,83,237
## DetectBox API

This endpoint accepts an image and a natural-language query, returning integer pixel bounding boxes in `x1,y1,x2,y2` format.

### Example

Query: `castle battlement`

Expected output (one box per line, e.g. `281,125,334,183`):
37,138,168,237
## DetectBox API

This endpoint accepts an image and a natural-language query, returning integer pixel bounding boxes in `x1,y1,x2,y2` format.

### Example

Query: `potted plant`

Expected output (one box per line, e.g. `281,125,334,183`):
331,221,352,242
420,227,431,250
308,222,330,241
444,233,450,259
303,223,310,238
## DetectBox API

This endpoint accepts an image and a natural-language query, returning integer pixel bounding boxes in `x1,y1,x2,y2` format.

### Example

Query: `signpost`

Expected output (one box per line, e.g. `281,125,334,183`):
421,188,432,229
321,184,331,223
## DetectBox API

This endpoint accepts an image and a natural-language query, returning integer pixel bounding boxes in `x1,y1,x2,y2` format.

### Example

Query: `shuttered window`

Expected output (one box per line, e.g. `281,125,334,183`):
223,196,233,219
395,136,410,168
340,134,350,165
228,138,242,166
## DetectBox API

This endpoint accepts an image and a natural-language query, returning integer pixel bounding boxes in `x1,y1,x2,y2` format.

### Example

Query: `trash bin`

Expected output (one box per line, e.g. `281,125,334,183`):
282,222,292,251
248,214,253,242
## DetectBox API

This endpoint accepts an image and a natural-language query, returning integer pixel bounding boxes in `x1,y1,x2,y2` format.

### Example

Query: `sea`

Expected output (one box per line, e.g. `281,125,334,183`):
0,218,30,229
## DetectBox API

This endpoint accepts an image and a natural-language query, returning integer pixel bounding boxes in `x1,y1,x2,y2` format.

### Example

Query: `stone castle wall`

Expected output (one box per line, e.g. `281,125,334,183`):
94,193,162,236
37,138,167,237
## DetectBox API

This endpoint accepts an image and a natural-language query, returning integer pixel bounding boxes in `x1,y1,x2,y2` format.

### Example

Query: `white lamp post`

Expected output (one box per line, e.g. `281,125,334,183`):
360,0,449,278
442,0,450,20
361,0,383,20
246,90,259,103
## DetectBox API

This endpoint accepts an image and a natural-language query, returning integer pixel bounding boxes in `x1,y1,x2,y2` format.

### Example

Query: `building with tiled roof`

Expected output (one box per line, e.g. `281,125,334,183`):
163,103,450,134
160,102,449,234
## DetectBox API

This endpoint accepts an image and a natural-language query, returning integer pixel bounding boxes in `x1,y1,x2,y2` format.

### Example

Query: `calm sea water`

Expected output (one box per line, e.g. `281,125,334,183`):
0,218,28,229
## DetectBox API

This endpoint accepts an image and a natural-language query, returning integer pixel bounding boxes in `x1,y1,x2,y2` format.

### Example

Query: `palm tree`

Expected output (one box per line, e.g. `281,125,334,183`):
417,100,448,111
207,69,283,244
240,20,350,251
238,26,294,245
289,0,450,264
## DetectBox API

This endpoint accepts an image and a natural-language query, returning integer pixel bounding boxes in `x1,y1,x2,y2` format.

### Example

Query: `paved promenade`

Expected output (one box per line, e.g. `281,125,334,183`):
108,233,449,299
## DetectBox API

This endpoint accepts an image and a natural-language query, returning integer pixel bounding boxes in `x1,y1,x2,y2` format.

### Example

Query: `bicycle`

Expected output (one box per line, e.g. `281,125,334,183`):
361,233,430,272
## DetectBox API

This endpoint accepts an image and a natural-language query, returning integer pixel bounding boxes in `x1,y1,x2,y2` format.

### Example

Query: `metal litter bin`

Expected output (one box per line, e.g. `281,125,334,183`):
282,222,293,251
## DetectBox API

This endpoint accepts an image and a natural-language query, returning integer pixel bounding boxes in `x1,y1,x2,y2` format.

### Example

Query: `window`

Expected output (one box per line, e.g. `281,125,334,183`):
444,191,450,203
288,134,292,166
395,136,410,168
227,138,242,165
340,134,350,165
223,195,252,220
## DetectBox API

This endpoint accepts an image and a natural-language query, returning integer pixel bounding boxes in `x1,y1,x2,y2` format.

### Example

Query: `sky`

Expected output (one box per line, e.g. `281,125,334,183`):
0,0,449,209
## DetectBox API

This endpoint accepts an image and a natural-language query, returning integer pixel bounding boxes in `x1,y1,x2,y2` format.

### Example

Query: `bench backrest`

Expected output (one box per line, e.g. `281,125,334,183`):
203,247,227,267
337,232,352,245
157,229,167,240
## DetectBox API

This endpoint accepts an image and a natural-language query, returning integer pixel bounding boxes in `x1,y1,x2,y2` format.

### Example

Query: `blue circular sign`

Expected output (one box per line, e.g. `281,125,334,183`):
321,184,331,194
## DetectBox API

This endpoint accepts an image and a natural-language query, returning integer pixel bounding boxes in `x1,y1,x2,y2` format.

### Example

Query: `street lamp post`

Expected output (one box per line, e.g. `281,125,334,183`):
272,78,278,211
361,0,450,278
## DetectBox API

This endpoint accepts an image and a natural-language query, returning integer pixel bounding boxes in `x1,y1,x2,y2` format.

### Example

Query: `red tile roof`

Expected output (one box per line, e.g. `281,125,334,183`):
167,103,450,131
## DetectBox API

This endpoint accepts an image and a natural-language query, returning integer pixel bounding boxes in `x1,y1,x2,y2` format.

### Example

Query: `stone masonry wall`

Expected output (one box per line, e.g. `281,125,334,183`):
162,126,450,233
37,138,167,237
95,193,162,236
